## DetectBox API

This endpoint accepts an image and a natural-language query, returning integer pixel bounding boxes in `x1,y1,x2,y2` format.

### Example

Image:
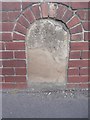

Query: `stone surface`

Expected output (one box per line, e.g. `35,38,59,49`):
27,19,69,84
2,89,88,118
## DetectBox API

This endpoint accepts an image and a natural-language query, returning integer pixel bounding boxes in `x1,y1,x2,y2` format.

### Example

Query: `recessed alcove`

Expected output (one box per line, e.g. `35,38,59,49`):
26,19,70,85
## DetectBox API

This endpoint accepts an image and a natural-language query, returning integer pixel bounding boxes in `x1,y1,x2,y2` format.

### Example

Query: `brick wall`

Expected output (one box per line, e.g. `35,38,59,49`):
0,2,89,89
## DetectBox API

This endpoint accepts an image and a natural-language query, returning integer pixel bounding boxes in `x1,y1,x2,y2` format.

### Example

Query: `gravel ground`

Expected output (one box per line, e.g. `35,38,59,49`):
1,88,89,118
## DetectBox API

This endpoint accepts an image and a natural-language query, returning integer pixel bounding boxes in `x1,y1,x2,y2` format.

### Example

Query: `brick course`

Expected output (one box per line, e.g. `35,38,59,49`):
5,42,25,50
13,32,25,40
8,11,21,22
2,22,14,31
18,15,30,28
2,2,21,11
2,33,12,41
67,16,80,28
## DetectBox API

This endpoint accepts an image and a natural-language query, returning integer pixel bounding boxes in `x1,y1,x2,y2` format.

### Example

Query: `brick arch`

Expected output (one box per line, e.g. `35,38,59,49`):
12,3,82,41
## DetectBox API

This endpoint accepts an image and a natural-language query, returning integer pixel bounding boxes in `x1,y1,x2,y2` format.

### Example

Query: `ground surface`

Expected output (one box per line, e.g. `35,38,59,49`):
2,87,89,118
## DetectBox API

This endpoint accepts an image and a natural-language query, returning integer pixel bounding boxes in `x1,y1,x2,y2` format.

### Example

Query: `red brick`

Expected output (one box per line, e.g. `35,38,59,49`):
8,11,21,22
14,51,26,59
79,84,89,88
80,68,89,75
22,2,34,10
0,61,2,67
0,42,2,50
14,23,27,35
2,2,21,11
82,22,90,31
56,4,67,20
2,33,12,41
14,76,26,83
68,76,88,83
2,83,16,89
0,24,1,32
67,83,88,89
0,12,2,22
70,51,81,59
71,34,83,41
0,77,3,83
4,76,26,83
84,32,90,41
68,68,79,75
2,83,27,89
71,2,88,9
2,51,13,59
62,9,73,23
0,33,2,41
2,12,8,22
81,51,90,59
0,2,2,11
67,16,80,28
18,15,30,28
41,3,48,18
70,24,82,34
67,83,75,89
2,22,14,31
5,42,25,50
70,42,89,50
3,60,26,67
2,68,14,75
0,42,5,50
76,10,88,20
0,68,1,75
13,32,25,40
69,60,89,67
88,11,90,21
60,2,71,7
31,5,41,19
15,68,26,75
0,52,2,59
23,8,35,23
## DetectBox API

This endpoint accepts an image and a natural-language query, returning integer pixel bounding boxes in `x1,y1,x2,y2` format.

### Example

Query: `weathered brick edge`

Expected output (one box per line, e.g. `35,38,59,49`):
0,2,90,89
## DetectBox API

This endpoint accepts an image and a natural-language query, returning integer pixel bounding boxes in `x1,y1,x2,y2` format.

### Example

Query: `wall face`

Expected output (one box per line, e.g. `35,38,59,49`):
0,2,89,89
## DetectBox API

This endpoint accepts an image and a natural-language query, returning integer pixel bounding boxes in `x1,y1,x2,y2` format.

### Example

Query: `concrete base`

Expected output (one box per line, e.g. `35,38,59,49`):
2,89,88,118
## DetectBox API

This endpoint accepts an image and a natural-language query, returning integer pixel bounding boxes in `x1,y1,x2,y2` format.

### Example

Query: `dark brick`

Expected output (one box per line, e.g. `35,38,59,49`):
31,5,41,19
23,8,35,23
56,4,67,20
14,51,26,59
13,32,25,40
5,42,25,50
18,15,30,28
70,24,82,34
62,9,73,23
14,23,27,35
3,60,26,67
2,2,21,11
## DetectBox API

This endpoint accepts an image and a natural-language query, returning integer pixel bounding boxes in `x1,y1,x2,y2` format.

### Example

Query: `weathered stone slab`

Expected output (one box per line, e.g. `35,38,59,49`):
27,19,70,84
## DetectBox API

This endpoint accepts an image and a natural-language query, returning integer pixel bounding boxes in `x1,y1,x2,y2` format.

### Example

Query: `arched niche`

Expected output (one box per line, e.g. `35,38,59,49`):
26,19,70,85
